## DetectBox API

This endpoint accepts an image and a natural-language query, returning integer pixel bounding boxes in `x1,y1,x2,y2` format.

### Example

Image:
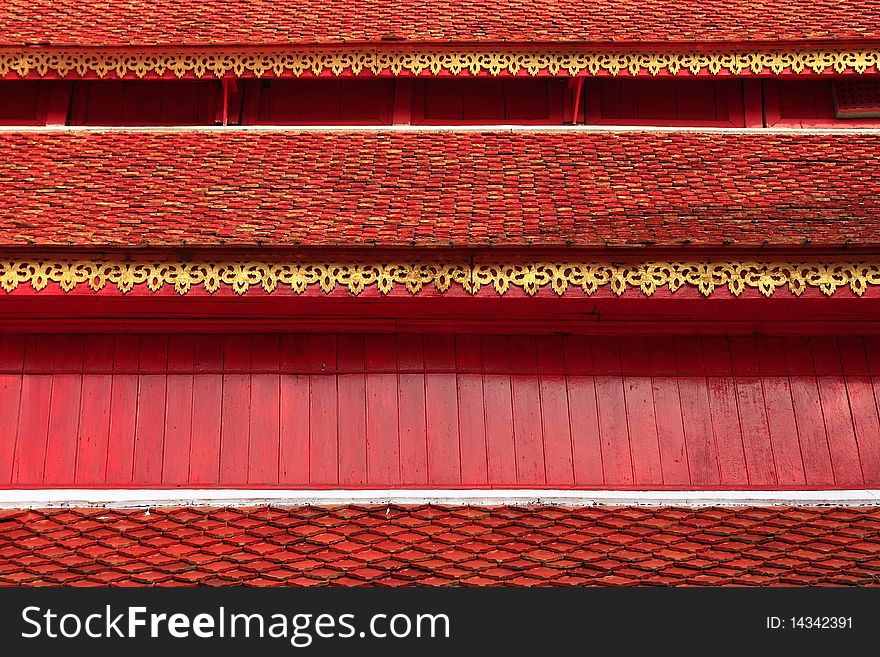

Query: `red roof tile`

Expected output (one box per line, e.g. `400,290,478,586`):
1,130,878,249
0,505,878,586
1,1,879,46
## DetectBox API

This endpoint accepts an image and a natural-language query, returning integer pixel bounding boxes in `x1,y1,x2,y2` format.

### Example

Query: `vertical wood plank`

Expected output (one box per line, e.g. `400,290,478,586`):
701,336,748,486
337,333,367,485
673,336,720,486
0,334,25,484
783,336,834,486
308,334,338,485
424,334,461,485
591,336,633,486
481,334,517,485
455,335,488,486
857,337,880,486
563,335,603,486
44,334,84,484
648,336,689,485
249,334,280,485
619,336,663,486
133,334,167,484
14,336,55,484
190,334,224,485
728,337,777,486
509,335,545,485
280,334,310,485
536,336,574,486
397,334,428,485
105,334,140,485
163,334,194,485
812,336,863,486
365,334,400,485
755,336,805,486
220,334,251,485
76,334,114,485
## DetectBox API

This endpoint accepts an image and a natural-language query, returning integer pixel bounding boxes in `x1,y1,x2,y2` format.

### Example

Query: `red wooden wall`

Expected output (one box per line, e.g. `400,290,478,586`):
69,80,221,126
243,79,395,125
765,80,880,127
1,332,878,489
584,79,746,127
4,77,880,127
411,79,566,124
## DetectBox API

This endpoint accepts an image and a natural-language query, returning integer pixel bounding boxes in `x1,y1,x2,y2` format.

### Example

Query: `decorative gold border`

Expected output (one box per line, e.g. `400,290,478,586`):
0,47,878,79
0,259,878,298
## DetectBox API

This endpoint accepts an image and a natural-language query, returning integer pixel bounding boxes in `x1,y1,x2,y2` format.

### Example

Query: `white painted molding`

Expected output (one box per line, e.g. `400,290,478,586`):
2,125,880,135
1,489,878,509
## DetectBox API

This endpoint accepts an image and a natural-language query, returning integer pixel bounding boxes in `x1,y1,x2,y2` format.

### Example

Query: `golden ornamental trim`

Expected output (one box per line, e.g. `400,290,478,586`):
0,259,878,298
0,47,878,79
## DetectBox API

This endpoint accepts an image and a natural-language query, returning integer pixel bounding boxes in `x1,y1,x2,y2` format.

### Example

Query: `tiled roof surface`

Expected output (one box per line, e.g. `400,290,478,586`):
1,505,878,586
1,130,878,249
1,1,879,46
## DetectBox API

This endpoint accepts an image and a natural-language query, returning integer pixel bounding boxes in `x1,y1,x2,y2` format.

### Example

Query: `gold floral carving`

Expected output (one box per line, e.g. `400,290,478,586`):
0,47,878,79
0,259,878,298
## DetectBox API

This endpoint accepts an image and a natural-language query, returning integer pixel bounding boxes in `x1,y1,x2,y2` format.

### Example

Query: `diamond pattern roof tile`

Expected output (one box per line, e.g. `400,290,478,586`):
0,505,877,586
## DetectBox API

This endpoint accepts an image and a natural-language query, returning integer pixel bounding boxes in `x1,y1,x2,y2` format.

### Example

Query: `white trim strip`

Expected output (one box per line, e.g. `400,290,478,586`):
1,125,880,135
1,489,878,509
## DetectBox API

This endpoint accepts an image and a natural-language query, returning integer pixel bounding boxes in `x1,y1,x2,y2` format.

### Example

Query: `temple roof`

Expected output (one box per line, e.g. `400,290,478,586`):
0,130,877,250
1,1,878,47
1,505,877,586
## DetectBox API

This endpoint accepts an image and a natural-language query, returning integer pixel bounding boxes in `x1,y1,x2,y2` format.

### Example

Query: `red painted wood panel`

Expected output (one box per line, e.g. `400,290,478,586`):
592,337,633,486
620,336,663,486
70,80,219,126
509,335,546,485
308,334,338,485
3,332,880,490
279,334,309,484
414,79,564,125
586,79,745,127
811,336,864,486
190,334,223,484
424,334,461,485
728,337,777,486
43,334,84,485
76,334,114,484
845,337,880,483
702,337,748,485
784,336,835,486
397,334,428,485
482,335,517,485
134,334,167,483
648,337,690,486
13,335,55,483
105,335,140,484
164,334,194,485
220,334,250,485
563,336,604,486
537,336,574,486
337,334,367,485
250,79,394,125
455,335,488,486
675,336,721,486
365,334,399,485
249,334,280,485
0,335,24,484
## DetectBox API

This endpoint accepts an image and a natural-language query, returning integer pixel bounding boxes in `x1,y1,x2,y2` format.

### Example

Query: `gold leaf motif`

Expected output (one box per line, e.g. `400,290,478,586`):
0,259,877,299
0,47,877,80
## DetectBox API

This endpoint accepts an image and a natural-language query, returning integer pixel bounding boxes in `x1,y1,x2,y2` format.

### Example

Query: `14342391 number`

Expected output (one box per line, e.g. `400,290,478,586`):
766,617,854,630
